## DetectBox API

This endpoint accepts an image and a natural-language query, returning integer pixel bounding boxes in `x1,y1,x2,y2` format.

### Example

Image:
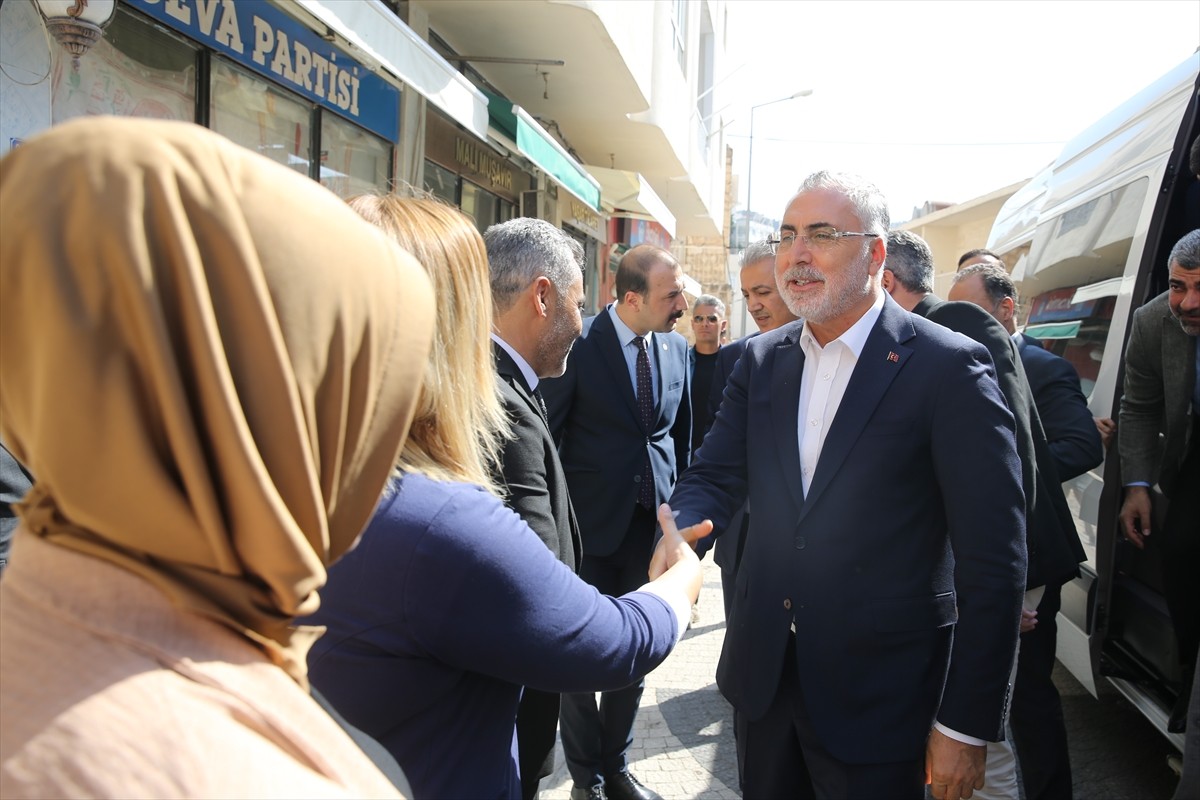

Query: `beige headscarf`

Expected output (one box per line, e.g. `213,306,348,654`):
0,117,433,681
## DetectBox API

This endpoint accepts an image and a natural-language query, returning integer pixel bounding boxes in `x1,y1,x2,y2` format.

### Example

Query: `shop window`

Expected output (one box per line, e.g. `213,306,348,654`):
321,114,391,199
210,59,311,177
461,180,501,235
52,7,197,124
424,160,458,206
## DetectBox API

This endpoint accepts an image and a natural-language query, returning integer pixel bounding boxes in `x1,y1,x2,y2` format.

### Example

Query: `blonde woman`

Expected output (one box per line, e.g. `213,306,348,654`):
305,196,707,800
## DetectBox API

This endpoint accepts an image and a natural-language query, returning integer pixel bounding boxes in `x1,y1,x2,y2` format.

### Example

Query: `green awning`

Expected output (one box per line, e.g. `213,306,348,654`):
510,106,601,212
1023,321,1082,340
482,88,517,142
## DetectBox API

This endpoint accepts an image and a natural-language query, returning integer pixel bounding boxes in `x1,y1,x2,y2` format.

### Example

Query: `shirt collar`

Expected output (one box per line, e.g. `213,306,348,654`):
800,290,886,357
490,333,540,391
608,303,649,349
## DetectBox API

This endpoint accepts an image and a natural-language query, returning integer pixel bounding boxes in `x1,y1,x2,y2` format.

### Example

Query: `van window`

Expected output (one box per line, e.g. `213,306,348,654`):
1018,177,1150,397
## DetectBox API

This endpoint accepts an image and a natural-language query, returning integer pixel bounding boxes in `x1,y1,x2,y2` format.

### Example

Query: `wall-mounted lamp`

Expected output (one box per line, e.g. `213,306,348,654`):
35,0,116,65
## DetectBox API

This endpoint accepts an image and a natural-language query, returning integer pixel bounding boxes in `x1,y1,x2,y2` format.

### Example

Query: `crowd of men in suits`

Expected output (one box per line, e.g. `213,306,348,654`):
481,169,1198,800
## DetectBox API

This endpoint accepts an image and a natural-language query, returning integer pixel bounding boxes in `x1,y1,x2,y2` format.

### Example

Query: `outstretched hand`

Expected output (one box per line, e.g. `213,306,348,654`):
648,504,711,582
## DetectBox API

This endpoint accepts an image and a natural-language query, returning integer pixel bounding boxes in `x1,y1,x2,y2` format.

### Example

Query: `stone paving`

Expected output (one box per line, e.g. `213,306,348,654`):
538,556,741,800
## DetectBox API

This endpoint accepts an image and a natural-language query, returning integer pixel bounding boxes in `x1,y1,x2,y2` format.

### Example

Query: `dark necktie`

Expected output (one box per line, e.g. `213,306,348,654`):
635,336,655,509
532,387,549,425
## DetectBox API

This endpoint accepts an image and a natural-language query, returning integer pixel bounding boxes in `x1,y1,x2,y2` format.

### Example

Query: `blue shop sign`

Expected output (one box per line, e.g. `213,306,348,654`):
126,0,400,142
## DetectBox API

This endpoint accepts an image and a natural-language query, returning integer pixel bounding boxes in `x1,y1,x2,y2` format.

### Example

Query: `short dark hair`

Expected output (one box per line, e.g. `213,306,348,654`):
953,263,1016,308
1189,136,1200,178
1169,228,1200,271
884,230,934,294
615,244,675,300
957,248,1002,268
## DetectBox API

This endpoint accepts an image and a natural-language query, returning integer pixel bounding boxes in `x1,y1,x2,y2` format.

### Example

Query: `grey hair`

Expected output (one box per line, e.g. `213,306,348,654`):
740,239,774,268
884,230,934,294
1168,228,1200,270
484,218,584,313
953,262,1016,307
797,171,890,236
692,294,726,316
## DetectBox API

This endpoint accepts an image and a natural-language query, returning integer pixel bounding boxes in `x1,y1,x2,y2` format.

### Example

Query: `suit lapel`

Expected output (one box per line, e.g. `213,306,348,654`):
771,332,806,511
592,310,642,427
494,343,547,428
798,300,915,525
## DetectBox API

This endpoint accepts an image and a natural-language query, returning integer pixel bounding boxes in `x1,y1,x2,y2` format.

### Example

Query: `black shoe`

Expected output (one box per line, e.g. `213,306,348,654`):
604,770,662,800
570,784,606,800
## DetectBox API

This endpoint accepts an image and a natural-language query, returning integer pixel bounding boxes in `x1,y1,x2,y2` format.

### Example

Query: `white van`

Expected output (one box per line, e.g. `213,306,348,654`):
987,50,1200,750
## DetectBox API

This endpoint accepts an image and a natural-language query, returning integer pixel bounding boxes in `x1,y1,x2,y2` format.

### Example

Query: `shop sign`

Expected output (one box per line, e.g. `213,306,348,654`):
126,0,400,142
566,198,604,242
454,137,513,193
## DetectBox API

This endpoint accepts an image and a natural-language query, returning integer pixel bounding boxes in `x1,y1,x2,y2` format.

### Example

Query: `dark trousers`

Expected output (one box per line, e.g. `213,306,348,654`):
1009,581,1073,799
517,687,560,800
1163,423,1200,687
560,506,656,787
740,634,925,800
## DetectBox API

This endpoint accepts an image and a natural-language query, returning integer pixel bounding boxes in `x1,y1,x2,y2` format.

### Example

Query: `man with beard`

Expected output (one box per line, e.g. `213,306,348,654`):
541,244,692,800
1118,228,1200,735
662,172,1026,800
484,218,587,800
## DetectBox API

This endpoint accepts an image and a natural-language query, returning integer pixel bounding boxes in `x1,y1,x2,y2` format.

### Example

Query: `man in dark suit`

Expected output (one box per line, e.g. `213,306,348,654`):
703,239,800,618
542,244,692,800
1118,228,1200,734
663,172,1026,800
946,257,1102,799
484,218,587,800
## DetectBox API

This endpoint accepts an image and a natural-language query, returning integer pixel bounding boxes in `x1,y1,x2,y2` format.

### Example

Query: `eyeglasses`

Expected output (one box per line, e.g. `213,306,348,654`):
768,227,879,254
693,315,721,324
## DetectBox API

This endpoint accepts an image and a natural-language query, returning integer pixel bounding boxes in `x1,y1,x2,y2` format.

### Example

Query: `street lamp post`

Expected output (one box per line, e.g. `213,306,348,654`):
746,90,812,243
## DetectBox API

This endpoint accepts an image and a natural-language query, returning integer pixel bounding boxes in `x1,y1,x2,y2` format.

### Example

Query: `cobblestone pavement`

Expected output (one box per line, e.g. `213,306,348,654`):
538,556,739,800
534,556,1186,800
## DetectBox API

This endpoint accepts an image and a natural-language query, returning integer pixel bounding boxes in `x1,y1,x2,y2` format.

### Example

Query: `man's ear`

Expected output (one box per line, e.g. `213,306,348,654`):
998,296,1016,323
881,268,895,293
532,276,553,318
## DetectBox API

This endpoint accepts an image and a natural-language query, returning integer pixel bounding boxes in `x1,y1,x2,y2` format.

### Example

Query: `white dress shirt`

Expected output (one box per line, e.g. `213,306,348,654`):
608,304,658,405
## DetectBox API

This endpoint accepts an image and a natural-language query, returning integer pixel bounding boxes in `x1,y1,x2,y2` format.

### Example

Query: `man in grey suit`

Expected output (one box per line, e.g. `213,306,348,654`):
1118,228,1200,733
484,218,586,800
542,244,692,800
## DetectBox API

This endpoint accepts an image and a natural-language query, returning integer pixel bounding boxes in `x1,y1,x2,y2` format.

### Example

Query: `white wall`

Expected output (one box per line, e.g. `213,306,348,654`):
0,0,54,155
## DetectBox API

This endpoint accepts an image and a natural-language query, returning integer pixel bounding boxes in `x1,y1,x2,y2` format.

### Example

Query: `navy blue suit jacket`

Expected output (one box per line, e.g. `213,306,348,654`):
541,307,691,557
701,335,752,573
670,296,1026,764
1017,333,1103,482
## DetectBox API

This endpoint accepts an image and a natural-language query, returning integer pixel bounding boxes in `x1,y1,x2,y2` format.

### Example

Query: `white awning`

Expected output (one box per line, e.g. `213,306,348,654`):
294,0,489,140
586,166,677,239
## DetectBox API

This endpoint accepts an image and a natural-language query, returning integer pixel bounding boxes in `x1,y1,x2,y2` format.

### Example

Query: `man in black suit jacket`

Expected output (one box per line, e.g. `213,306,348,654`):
484,218,587,800
665,173,1026,800
948,262,1102,798
542,244,692,800
887,235,1093,799
702,239,800,618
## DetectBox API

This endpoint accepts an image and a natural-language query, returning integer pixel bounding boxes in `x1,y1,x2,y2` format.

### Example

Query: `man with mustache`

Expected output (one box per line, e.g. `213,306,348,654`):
1118,228,1200,735
484,218,587,800
664,172,1026,800
542,244,692,800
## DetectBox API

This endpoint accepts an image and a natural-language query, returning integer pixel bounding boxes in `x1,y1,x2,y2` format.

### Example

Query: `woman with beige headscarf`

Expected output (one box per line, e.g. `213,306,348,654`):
0,117,434,799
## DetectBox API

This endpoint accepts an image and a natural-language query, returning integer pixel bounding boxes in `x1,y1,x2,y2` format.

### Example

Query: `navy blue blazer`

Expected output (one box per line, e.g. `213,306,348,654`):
671,296,1027,764
700,335,752,573
305,474,678,800
1017,333,1103,482
541,307,691,557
